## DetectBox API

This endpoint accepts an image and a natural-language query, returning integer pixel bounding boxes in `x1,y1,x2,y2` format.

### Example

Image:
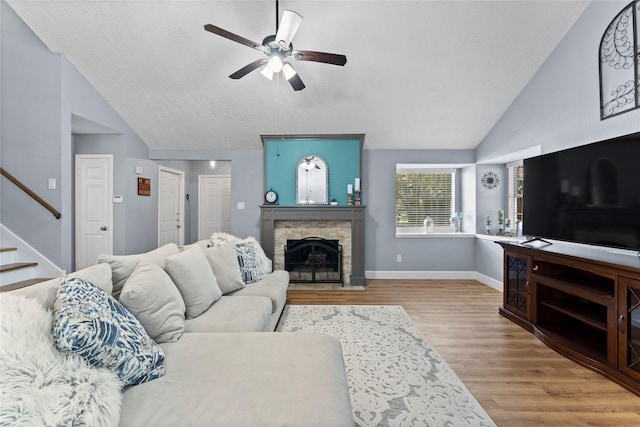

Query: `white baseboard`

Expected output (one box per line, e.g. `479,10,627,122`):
365,270,503,292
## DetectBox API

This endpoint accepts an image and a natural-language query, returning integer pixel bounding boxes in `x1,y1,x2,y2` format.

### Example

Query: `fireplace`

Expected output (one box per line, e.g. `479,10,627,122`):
260,206,366,286
285,237,343,284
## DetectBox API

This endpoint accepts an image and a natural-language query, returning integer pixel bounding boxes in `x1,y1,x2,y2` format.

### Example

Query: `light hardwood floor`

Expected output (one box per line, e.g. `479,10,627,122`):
286,279,640,427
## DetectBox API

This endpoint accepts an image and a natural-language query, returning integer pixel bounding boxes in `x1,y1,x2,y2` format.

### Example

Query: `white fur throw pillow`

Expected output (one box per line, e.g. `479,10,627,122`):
0,293,122,427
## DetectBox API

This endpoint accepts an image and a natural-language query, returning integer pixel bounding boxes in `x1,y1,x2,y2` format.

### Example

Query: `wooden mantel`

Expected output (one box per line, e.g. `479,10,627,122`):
260,205,367,286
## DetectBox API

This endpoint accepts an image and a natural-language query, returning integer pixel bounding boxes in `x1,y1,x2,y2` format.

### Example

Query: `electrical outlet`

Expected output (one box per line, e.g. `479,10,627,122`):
396,254,402,262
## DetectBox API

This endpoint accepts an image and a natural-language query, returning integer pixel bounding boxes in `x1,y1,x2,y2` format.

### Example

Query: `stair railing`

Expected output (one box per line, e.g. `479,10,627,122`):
0,168,61,219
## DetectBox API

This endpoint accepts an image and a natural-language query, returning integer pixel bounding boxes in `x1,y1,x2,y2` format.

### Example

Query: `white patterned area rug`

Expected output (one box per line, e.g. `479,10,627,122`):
276,305,496,427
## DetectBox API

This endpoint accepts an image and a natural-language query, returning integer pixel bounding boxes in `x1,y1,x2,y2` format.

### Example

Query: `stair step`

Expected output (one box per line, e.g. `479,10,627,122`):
0,262,38,273
0,277,53,292
0,247,17,264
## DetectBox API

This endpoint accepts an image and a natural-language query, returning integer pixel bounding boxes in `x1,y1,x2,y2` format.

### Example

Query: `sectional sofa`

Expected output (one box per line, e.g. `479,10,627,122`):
2,237,353,426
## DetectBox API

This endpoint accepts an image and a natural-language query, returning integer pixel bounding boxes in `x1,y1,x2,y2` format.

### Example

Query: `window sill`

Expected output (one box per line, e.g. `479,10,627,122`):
395,232,476,238
475,233,525,243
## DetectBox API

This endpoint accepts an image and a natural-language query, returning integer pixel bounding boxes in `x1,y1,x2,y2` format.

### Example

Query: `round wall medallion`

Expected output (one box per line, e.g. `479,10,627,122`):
481,171,500,190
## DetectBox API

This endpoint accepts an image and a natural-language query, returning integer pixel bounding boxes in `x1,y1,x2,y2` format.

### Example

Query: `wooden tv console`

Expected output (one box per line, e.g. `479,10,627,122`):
497,241,640,396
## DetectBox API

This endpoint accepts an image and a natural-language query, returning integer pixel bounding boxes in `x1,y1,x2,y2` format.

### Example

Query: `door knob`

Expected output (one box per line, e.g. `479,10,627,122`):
100,226,108,231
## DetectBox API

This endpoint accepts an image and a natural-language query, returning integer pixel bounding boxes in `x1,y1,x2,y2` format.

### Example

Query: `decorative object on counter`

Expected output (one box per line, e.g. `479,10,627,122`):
354,178,361,205
504,218,512,236
330,198,338,206
423,216,435,233
450,212,463,232
485,215,492,235
265,189,278,205
347,184,353,206
497,210,504,234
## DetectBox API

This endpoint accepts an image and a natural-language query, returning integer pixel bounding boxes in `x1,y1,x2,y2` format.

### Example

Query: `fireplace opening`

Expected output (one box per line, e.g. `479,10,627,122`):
285,237,343,285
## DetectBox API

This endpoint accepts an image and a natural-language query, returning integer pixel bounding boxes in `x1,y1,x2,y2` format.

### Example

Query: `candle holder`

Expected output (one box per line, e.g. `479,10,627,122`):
354,190,361,206
347,193,353,206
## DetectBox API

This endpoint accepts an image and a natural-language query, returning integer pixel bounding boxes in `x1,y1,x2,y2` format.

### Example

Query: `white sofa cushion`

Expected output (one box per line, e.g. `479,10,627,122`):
98,243,180,294
203,243,245,294
119,333,354,427
120,259,186,343
183,296,272,333
165,245,222,318
11,263,113,311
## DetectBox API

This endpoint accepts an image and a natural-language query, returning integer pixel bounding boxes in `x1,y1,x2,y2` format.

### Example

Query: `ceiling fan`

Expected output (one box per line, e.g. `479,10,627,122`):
204,0,347,91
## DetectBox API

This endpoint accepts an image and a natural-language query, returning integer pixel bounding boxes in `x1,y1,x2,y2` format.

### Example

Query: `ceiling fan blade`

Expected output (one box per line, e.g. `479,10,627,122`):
288,73,306,91
275,10,303,50
229,59,268,79
204,24,264,51
291,50,347,66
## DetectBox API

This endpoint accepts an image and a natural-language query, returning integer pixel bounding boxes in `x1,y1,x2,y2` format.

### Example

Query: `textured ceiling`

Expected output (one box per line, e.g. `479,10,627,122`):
7,1,590,150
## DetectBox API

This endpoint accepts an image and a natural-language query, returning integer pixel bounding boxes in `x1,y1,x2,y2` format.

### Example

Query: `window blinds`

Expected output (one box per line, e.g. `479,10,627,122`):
396,171,454,227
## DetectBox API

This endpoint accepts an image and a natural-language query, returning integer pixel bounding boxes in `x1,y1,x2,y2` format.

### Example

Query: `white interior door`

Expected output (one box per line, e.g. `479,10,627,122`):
198,175,231,240
75,154,113,270
158,166,185,247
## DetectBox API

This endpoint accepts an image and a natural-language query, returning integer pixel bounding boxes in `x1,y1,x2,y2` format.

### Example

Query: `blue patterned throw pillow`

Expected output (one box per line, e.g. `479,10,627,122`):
236,241,262,284
53,277,165,386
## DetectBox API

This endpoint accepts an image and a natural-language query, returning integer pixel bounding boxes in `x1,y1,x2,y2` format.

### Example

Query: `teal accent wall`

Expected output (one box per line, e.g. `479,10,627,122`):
265,138,361,205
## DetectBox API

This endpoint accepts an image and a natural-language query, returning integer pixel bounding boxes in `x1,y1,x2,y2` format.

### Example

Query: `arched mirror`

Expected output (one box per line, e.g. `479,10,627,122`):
296,154,328,205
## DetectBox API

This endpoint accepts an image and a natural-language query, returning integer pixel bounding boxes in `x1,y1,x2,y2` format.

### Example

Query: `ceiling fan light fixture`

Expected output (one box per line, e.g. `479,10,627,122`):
275,10,303,50
267,55,283,73
260,66,275,80
282,63,297,80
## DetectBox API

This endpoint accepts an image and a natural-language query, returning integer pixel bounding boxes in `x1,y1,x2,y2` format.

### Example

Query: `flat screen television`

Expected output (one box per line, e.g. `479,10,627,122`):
523,131,640,251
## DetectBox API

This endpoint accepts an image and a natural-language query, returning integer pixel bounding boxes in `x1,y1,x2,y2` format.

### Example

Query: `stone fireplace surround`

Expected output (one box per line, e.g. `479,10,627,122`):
260,206,366,286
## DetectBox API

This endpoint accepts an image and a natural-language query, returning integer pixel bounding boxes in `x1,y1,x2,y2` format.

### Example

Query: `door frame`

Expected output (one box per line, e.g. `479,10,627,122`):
158,165,186,247
74,154,113,270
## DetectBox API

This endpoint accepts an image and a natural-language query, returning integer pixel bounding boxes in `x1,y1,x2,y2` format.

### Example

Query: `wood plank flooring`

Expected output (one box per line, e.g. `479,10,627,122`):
286,279,640,427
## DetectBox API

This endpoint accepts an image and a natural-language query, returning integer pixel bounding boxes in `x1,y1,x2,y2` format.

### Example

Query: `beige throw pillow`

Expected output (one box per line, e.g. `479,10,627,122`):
203,243,246,294
98,243,180,293
119,260,186,343
165,245,222,318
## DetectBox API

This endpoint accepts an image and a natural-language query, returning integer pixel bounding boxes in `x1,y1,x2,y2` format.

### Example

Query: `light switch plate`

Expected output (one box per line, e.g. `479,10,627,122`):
135,166,143,175
237,202,245,210
48,178,56,189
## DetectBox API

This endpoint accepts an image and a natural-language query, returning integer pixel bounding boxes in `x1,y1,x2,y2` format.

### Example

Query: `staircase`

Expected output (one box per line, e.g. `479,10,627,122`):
0,247,51,291
0,225,64,291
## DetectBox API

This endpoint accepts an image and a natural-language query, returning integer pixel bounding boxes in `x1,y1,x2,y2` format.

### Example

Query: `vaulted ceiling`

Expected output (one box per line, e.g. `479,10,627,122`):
7,1,590,150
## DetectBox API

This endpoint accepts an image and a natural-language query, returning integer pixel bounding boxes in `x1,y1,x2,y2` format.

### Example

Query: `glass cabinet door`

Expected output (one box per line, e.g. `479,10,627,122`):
619,276,640,380
504,252,531,321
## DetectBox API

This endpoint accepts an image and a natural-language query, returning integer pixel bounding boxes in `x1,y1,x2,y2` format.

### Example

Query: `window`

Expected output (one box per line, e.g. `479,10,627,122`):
396,167,455,233
507,161,524,235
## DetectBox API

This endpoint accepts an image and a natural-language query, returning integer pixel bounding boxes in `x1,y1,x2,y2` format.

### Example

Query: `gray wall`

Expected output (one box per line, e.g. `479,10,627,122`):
151,149,263,242
476,1,640,163
362,149,477,272
2,4,157,271
474,0,640,279
155,159,232,245
4,0,638,282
